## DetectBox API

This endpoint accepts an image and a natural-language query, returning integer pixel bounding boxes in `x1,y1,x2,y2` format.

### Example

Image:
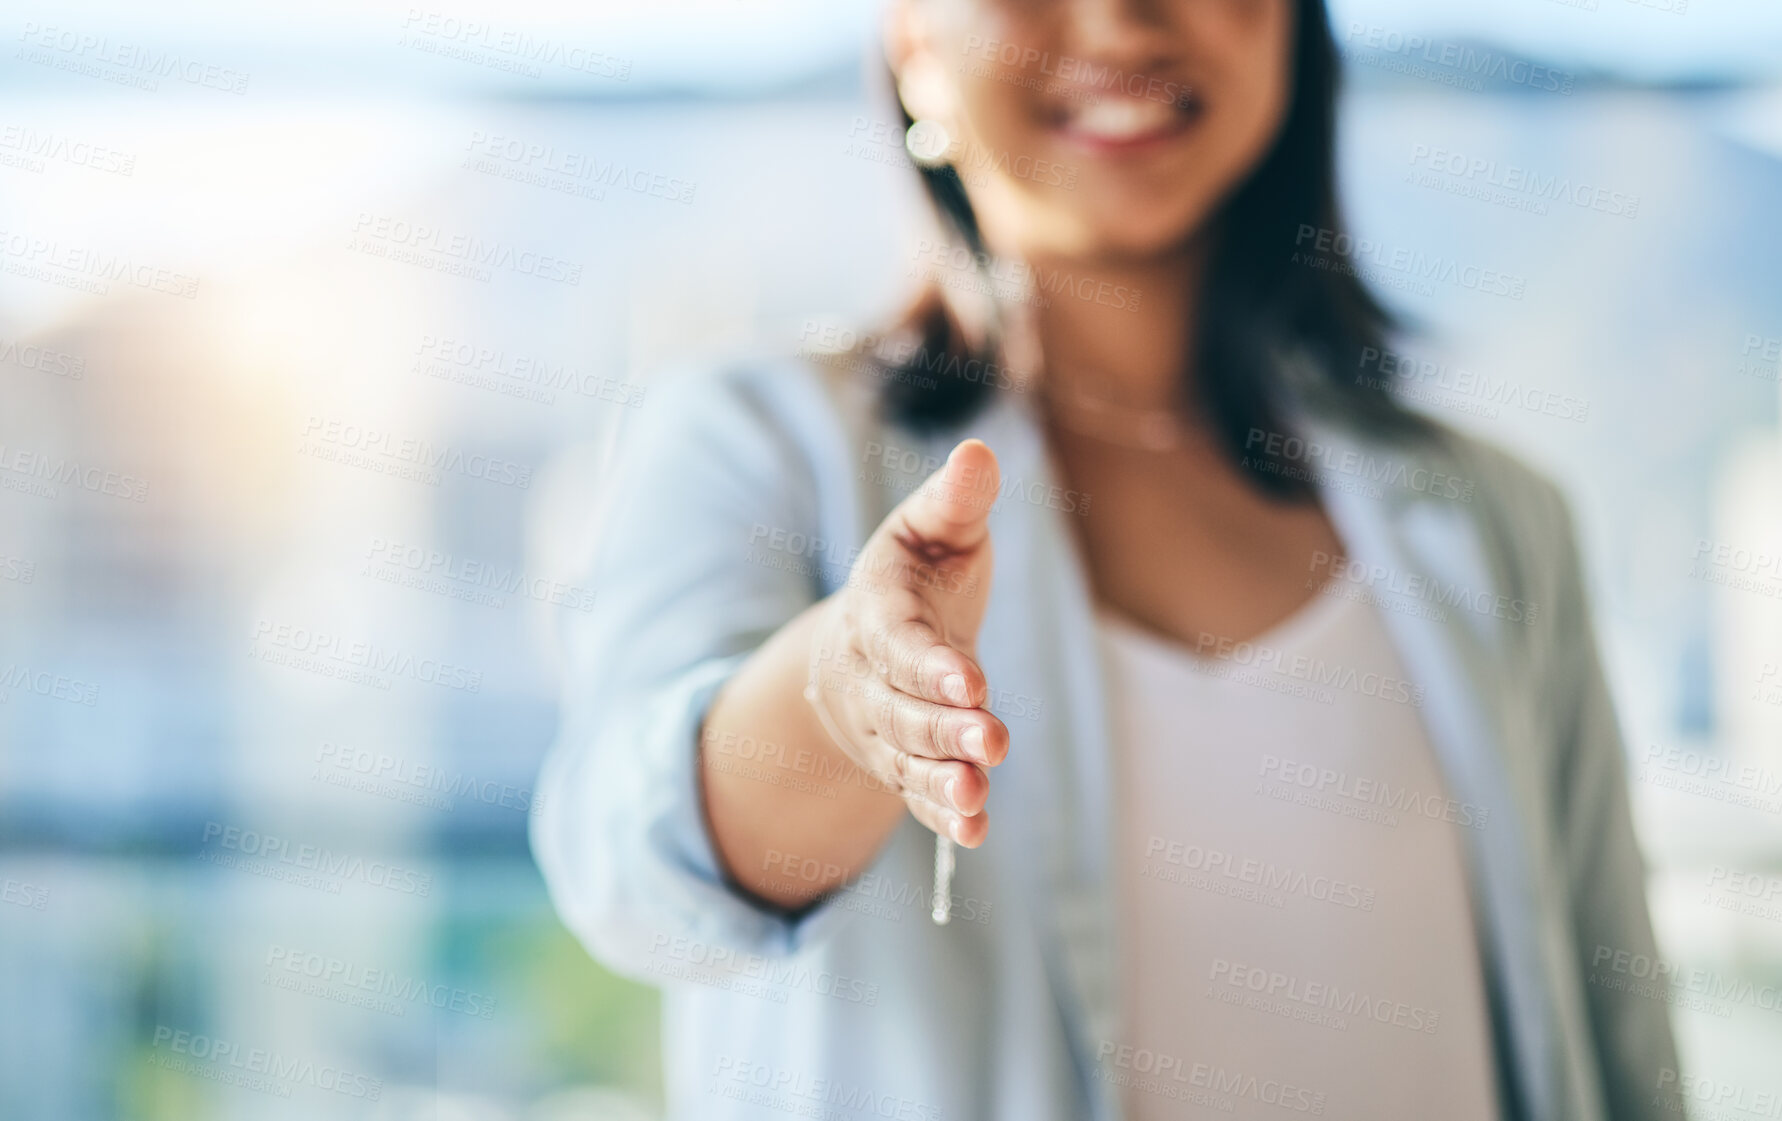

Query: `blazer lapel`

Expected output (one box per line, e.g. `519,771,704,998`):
1310,421,1557,1121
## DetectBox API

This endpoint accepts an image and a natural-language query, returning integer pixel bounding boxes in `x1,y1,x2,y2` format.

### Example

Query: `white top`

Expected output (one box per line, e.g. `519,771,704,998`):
1098,587,1502,1121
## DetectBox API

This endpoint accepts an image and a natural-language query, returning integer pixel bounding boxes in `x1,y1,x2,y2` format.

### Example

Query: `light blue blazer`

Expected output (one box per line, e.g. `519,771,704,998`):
532,357,1679,1121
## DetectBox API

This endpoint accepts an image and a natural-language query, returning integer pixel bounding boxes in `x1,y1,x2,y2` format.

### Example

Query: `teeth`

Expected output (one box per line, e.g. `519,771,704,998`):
1067,97,1184,140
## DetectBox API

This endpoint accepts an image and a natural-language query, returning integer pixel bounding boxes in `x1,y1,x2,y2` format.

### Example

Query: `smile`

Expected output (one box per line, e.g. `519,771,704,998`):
1050,89,1205,155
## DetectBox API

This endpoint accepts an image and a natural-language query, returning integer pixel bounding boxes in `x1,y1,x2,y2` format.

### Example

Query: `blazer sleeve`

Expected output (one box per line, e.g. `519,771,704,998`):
529,363,867,982
1544,489,1684,1119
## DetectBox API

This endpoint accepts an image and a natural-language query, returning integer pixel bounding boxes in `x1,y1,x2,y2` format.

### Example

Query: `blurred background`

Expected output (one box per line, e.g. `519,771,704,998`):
2,0,1781,1118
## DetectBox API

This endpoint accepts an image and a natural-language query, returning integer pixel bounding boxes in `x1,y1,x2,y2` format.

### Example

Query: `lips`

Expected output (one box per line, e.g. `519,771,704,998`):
1050,89,1204,155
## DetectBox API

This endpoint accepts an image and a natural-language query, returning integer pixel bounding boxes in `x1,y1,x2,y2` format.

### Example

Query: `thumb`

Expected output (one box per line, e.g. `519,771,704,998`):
884,439,1000,560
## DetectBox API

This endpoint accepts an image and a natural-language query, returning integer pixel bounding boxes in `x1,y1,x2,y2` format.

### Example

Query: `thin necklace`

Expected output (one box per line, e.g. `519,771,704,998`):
1044,379,1191,452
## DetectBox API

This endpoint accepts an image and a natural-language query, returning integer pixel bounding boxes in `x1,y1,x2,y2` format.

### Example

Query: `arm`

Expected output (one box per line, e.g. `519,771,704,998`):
530,366,1003,976
696,600,907,908
530,367,852,974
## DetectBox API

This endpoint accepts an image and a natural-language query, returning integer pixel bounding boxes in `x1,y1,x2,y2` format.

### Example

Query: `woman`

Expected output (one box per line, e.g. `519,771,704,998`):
533,1,1679,1117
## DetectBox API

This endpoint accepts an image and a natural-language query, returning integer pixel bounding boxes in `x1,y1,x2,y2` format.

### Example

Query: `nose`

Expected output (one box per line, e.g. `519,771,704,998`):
1064,0,1183,66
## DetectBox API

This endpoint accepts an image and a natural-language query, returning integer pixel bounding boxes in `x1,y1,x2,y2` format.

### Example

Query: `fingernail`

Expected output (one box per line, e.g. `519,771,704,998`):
948,816,962,843
944,776,959,809
942,673,969,705
961,724,986,763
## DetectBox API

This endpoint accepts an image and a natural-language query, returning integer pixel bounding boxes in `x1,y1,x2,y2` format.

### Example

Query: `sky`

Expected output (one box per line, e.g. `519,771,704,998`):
6,0,1781,100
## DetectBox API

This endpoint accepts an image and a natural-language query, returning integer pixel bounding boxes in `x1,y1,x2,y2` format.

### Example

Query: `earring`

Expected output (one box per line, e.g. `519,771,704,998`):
905,118,953,167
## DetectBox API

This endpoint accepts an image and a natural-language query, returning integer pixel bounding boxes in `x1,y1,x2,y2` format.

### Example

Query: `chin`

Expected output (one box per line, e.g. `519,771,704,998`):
1023,201,1213,266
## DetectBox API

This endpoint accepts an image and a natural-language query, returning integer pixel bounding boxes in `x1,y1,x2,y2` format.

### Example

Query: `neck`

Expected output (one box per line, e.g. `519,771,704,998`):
1029,238,1208,412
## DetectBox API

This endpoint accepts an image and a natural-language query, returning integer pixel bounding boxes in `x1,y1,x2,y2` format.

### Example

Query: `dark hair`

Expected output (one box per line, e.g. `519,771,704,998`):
871,0,1420,498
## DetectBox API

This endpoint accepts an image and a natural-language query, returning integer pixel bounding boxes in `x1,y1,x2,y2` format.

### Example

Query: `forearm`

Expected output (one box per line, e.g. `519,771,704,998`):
698,600,905,909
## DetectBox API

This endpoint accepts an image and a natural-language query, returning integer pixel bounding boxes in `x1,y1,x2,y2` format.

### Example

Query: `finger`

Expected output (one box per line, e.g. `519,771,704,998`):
867,681,1008,766
855,594,986,707
902,788,991,849
877,439,1000,566
894,753,989,816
